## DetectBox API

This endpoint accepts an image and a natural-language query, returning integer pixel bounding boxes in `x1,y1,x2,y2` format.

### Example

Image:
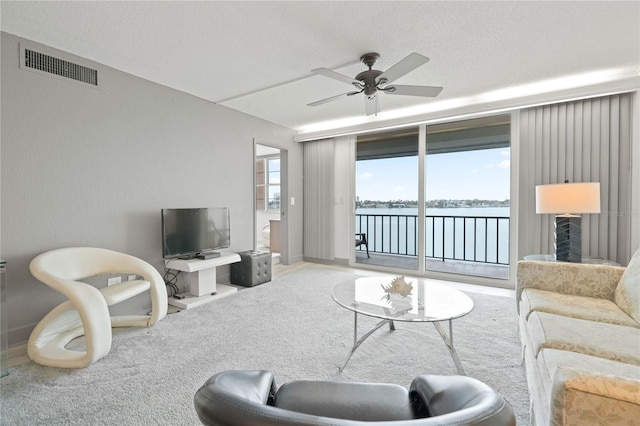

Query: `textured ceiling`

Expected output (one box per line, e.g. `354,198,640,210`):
2,1,638,136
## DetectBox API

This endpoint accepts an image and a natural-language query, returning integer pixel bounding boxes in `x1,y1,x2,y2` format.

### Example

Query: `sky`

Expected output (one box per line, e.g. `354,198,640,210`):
356,147,511,201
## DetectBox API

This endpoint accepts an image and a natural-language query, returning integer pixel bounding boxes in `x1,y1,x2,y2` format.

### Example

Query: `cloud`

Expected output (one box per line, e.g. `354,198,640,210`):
393,186,404,192
359,172,373,179
471,168,480,174
497,159,510,168
501,150,510,156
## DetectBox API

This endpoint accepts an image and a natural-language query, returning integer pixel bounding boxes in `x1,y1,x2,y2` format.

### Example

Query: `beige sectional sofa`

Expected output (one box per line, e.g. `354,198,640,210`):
516,248,640,425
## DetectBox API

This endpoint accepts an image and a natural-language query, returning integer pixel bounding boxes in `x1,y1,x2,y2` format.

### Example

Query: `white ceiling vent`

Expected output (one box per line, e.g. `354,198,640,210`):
20,45,98,87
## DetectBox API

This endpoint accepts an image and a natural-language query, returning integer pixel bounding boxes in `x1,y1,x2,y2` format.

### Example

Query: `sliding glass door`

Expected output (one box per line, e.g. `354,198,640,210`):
355,128,419,270
354,115,511,281
424,115,511,279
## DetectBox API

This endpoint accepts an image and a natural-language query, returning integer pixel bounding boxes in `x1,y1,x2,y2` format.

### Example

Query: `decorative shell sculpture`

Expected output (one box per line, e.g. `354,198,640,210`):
381,275,413,298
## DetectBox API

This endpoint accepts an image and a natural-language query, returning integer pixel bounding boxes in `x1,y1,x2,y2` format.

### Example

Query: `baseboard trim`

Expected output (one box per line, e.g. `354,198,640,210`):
8,343,29,367
285,254,304,265
301,257,349,266
302,257,337,265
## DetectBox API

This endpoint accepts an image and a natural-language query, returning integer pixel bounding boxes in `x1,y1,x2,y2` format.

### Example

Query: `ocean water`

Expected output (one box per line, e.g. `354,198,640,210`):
355,207,510,263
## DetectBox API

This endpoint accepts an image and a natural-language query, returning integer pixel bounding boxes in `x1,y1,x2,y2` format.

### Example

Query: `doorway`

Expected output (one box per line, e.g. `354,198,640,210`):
255,143,282,264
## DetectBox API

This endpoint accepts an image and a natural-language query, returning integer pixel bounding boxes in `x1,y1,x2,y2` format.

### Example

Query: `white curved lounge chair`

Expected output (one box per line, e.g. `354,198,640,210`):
28,247,168,368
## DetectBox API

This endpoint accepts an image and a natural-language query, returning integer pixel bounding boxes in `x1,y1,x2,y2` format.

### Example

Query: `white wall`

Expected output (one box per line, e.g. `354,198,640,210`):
0,32,301,346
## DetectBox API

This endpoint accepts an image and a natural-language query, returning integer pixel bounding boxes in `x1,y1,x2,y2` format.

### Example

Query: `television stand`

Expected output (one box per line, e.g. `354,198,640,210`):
165,252,241,310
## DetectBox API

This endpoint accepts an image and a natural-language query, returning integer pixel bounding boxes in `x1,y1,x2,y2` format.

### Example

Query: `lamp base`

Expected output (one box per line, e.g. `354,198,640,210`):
554,215,582,263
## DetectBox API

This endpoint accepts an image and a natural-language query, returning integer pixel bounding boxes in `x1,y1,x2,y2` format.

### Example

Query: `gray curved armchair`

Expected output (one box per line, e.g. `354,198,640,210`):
194,370,515,425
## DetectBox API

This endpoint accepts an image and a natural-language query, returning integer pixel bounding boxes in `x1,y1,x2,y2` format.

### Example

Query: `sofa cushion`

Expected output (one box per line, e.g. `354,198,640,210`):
520,288,638,327
615,247,640,324
536,348,640,401
539,349,640,426
527,311,640,365
517,261,624,306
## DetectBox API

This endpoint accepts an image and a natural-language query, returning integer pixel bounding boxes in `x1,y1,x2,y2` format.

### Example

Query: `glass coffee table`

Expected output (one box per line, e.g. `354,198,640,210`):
331,276,474,374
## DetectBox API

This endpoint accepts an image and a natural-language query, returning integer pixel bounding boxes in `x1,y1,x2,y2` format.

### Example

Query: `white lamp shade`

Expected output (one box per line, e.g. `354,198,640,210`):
535,182,601,214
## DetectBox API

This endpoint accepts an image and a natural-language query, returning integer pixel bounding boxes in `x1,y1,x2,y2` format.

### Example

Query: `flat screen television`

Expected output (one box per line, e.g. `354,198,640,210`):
161,207,230,259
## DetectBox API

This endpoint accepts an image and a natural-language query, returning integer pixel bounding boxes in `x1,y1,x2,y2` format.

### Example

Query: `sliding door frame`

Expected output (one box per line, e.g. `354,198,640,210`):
351,114,516,289
418,124,427,273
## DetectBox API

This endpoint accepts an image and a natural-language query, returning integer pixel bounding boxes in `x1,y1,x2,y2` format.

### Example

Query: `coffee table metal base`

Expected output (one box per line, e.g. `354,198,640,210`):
339,311,466,375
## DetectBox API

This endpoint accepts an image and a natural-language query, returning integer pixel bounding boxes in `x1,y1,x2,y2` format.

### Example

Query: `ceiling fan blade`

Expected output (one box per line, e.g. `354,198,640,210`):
376,53,430,85
307,91,360,107
311,68,360,86
364,95,379,116
384,85,443,97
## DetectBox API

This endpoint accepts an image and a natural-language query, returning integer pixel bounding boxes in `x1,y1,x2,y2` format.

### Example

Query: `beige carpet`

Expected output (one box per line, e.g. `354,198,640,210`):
1,266,528,425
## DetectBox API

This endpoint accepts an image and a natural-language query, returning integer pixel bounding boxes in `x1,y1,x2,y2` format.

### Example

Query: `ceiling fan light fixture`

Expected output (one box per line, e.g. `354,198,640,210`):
308,52,442,115
364,85,377,96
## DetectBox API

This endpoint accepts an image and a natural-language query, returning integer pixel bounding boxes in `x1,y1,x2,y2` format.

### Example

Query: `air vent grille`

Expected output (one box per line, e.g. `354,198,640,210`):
24,49,98,86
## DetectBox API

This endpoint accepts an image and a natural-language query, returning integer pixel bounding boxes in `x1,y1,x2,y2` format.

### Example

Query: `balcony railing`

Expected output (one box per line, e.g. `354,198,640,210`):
355,214,509,265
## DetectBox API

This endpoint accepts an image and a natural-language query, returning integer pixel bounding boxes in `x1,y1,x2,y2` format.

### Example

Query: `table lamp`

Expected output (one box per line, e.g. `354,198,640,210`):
535,181,600,262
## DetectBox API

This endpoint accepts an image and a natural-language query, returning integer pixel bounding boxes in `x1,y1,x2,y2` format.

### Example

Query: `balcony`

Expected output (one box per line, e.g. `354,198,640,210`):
355,213,510,280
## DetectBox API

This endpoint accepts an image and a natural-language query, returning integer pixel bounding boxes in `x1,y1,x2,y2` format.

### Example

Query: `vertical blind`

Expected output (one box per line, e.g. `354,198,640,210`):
303,138,335,260
518,93,634,264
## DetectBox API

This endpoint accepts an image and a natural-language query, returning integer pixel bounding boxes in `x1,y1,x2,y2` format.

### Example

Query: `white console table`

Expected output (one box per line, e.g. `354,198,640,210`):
165,252,241,310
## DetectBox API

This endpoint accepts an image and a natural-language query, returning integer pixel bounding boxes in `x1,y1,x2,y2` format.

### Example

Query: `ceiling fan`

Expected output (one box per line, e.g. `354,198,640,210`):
308,52,443,116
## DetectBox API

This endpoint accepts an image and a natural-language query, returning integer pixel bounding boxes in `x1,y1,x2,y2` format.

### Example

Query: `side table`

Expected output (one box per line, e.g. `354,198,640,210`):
524,254,620,266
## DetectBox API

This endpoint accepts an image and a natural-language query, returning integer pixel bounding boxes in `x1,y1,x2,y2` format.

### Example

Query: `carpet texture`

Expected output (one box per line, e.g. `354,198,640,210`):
1,266,529,425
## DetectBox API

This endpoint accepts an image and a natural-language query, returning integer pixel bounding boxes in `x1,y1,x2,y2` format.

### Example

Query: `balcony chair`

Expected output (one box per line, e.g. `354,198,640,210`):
355,232,370,258
28,247,168,368
194,369,516,426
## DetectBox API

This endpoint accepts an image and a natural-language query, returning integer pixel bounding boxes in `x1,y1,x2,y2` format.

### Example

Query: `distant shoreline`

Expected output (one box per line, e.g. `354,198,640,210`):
357,201,510,209
356,206,510,218
358,204,510,208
